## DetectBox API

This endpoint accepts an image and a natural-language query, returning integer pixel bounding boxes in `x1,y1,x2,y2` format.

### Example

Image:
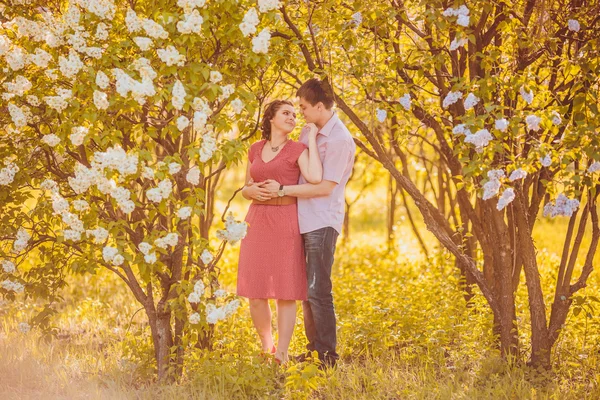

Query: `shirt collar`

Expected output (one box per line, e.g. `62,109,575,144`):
318,111,339,137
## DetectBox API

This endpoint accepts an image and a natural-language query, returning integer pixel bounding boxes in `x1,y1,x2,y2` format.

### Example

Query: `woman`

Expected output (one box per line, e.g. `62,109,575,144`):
237,100,322,364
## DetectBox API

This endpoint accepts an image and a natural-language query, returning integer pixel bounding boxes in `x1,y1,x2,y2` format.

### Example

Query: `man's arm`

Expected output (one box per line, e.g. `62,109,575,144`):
261,179,336,198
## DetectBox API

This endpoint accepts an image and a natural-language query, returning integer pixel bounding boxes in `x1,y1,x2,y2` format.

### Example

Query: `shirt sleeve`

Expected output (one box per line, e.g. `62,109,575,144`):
322,140,354,184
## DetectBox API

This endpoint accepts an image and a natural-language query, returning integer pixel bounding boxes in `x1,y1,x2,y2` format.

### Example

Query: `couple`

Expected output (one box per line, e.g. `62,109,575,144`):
237,78,356,366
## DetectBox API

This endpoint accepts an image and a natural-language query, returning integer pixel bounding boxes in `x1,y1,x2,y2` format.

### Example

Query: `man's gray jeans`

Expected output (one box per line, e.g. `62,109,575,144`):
302,226,339,364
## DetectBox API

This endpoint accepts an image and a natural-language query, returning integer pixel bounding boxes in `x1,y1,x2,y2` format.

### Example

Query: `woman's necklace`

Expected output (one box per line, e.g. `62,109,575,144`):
269,139,287,152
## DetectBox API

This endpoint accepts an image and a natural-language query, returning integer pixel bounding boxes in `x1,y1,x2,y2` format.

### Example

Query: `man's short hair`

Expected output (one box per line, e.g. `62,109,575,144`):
296,78,334,109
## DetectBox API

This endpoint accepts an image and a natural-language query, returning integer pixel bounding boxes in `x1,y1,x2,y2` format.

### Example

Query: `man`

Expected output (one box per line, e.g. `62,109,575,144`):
262,78,356,367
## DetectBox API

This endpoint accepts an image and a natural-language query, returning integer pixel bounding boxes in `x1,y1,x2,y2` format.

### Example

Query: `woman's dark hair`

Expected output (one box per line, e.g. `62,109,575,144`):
296,78,334,109
261,100,293,140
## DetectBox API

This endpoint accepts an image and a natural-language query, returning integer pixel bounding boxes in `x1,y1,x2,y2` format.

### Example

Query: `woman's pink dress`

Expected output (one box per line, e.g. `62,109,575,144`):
237,140,308,300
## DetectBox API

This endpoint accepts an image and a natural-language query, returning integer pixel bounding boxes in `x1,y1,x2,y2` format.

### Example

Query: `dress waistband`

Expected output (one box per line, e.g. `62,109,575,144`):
252,196,297,206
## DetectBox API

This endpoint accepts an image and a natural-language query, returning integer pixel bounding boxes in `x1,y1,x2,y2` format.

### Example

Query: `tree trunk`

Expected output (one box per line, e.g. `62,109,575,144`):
387,173,397,250
147,305,174,382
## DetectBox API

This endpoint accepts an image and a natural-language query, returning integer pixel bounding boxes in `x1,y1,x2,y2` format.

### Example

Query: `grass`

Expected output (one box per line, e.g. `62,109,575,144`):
2,167,600,398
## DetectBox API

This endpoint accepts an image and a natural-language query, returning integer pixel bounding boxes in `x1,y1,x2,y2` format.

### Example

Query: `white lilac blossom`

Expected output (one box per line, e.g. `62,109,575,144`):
252,28,271,54
443,5,470,26
224,299,240,316
258,0,280,12
463,93,479,110
172,80,186,110
188,292,201,304
95,22,109,40
209,71,223,84
112,254,124,266
541,154,552,167
154,232,179,249
176,116,190,131
177,206,192,219
186,166,200,185
520,87,534,105
464,129,493,152
568,19,580,32
177,0,207,13
193,111,208,130
177,9,203,34
192,97,211,113
1,260,15,274
194,279,205,296
551,111,562,125
58,49,84,79
216,213,248,244
482,169,505,200
52,194,69,215
8,103,29,128
376,108,387,122
351,12,362,26
168,162,182,175
70,126,88,146
189,312,201,324
142,18,169,39
93,146,139,176
93,90,109,110
588,162,600,173
442,91,463,108
2,279,24,293
214,289,227,298
26,95,40,106
5,47,27,71
0,34,11,55
86,227,108,244
30,48,52,68
102,246,119,263
157,45,186,66
18,322,30,333
72,199,89,212
239,8,259,37
96,71,110,89
495,118,509,132
63,229,82,241
452,124,469,136
0,163,19,186
543,194,580,218
199,134,217,162
40,179,59,193
449,37,468,51
3,75,32,97
142,166,154,179
219,84,234,101
399,94,411,110
509,168,527,181
138,242,153,255
144,253,157,264
133,36,153,51
206,303,226,324
42,134,61,147
230,98,244,114
497,188,515,211
525,115,541,131
200,249,214,264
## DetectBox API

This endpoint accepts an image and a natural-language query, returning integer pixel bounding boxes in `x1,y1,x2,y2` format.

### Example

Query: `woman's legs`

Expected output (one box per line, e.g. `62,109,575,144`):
275,300,297,363
249,298,274,352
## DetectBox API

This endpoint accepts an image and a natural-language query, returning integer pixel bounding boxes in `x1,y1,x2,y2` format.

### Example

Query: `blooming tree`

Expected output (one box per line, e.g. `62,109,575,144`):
260,0,600,367
0,0,281,380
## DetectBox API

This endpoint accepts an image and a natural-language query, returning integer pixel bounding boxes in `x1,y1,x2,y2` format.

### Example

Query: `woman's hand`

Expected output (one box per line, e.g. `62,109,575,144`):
304,123,319,140
244,180,273,201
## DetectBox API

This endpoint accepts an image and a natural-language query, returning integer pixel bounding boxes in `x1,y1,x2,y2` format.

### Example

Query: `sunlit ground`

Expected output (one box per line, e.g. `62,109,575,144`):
2,166,600,399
